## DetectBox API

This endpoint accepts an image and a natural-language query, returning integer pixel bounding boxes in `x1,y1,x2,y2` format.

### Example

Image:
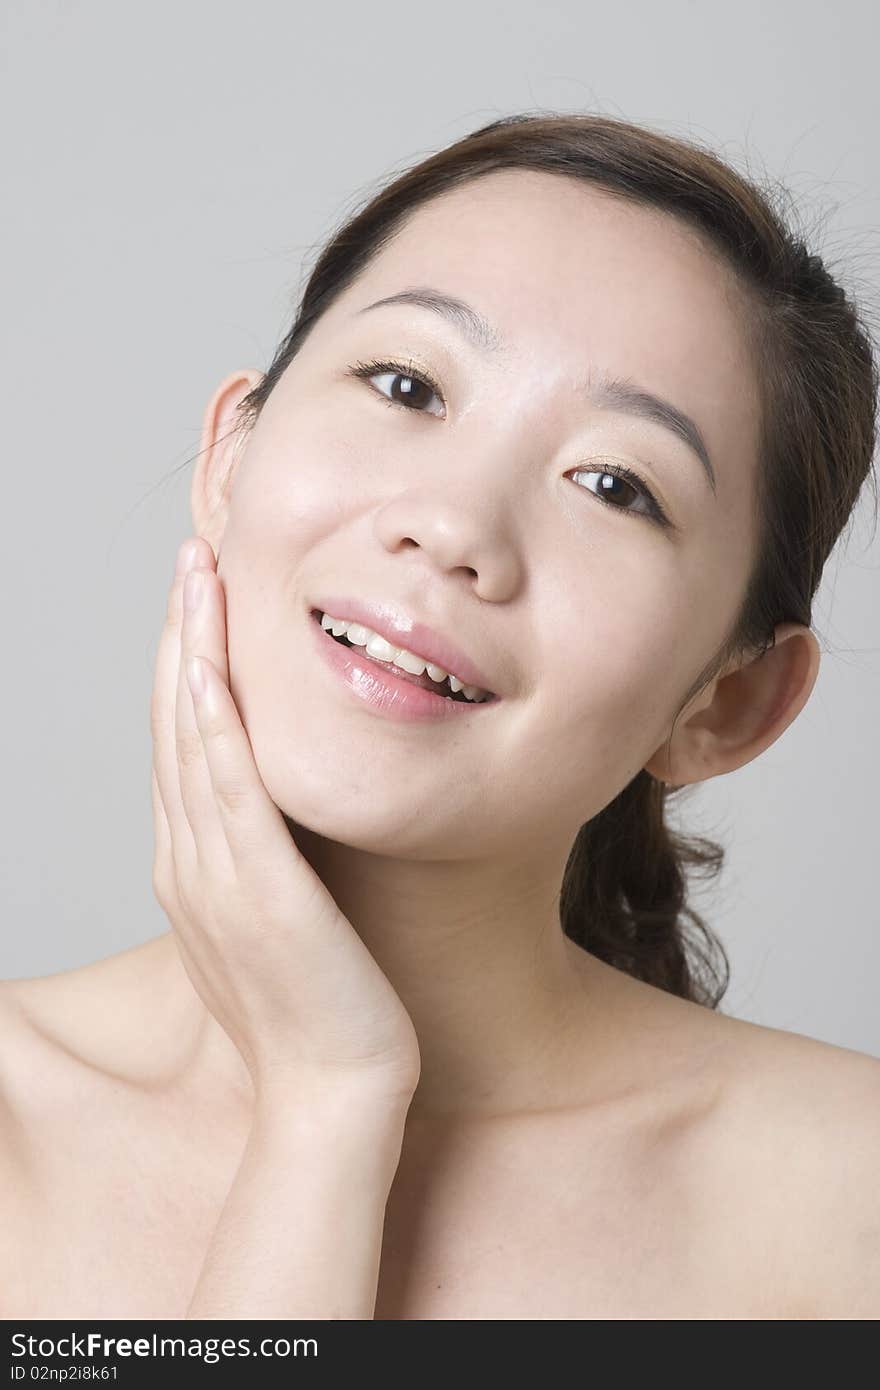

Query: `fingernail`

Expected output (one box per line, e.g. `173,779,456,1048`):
176,539,200,576
184,569,204,613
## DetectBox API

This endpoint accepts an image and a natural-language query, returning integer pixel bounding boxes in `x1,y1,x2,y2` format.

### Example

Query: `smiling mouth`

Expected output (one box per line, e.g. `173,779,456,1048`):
309,610,497,704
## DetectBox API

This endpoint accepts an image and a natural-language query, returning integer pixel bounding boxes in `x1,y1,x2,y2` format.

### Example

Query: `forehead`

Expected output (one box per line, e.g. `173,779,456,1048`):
336,169,762,499
374,169,749,353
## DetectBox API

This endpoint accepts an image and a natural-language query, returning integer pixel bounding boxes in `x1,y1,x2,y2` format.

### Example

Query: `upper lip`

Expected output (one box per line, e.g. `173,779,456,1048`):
309,594,501,696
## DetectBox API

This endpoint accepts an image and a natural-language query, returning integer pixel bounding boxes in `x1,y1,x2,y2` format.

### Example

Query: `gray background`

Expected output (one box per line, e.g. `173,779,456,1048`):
2,1,878,1056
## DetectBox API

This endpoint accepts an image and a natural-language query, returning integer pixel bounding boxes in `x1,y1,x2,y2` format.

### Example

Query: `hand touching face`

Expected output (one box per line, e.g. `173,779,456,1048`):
149,535,422,1103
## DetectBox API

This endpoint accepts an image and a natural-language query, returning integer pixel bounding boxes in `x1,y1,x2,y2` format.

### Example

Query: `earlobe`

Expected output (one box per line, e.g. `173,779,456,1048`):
644,623,822,786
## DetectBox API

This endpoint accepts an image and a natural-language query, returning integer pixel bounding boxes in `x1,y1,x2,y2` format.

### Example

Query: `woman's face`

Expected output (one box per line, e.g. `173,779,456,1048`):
209,170,761,864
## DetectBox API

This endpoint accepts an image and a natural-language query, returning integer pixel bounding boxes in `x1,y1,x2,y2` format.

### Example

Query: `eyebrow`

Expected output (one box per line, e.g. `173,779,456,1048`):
355,287,718,496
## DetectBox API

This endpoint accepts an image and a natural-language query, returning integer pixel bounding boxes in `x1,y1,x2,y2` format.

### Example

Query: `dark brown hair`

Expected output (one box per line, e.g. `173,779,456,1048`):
220,112,879,1010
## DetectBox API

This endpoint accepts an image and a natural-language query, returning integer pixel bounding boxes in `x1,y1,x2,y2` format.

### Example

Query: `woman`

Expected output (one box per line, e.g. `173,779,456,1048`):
3,112,878,1320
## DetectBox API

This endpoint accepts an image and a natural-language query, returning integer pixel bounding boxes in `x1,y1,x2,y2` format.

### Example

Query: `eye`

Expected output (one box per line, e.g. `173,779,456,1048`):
346,356,445,417
569,462,671,528
345,358,673,531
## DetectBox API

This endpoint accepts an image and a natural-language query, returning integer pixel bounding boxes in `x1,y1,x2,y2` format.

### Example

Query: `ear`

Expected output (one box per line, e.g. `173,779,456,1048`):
190,368,264,554
644,622,822,786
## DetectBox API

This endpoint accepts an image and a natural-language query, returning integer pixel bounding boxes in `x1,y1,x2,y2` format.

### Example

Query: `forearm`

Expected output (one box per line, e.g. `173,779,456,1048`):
185,1081,412,1321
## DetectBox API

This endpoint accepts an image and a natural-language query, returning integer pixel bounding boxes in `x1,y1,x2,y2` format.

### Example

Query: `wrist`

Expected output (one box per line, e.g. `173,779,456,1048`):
254,1056,417,1111
249,1081,410,1195
252,1066,413,1138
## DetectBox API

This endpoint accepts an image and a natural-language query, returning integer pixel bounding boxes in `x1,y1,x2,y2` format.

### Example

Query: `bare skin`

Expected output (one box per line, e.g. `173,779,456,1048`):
5,171,879,1318
2,932,879,1320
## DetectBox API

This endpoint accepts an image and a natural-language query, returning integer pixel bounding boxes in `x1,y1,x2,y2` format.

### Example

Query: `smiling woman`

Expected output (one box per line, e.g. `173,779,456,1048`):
3,111,879,1322
224,114,875,1008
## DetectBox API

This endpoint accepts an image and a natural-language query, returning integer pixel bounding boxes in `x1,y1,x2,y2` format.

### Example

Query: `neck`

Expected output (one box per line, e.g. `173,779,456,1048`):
160,826,634,1128
280,823,621,1121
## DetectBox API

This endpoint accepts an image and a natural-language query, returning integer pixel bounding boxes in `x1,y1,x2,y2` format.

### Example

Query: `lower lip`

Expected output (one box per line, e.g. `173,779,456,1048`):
308,612,500,723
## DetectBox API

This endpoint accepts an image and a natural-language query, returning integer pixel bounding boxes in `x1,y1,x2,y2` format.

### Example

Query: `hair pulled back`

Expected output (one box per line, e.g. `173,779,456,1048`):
225,112,878,1009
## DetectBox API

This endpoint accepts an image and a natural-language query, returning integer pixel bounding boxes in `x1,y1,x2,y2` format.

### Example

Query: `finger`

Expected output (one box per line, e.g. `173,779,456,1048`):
176,558,236,873
151,762,173,889
185,651,304,877
185,547,230,687
153,750,224,1021
151,539,211,880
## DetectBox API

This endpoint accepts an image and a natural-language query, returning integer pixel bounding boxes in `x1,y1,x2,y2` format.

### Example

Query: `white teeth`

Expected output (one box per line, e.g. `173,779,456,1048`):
365,632,397,662
400,650,436,677
318,611,491,701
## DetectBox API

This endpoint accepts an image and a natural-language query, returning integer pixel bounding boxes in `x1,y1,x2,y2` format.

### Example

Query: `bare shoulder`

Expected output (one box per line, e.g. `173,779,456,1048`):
0,937,212,1241
699,1009,880,1319
0,934,196,1106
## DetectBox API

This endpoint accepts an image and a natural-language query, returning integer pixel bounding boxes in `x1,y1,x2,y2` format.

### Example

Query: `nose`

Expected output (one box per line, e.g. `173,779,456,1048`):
372,487,523,601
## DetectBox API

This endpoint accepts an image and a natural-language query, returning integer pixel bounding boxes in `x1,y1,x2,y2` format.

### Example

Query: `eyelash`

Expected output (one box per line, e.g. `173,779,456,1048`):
344,355,672,529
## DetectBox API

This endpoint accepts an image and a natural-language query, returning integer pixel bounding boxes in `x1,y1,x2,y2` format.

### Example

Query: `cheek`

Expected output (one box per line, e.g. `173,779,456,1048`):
227,453,340,553
552,578,685,712
523,611,691,801
225,391,373,540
